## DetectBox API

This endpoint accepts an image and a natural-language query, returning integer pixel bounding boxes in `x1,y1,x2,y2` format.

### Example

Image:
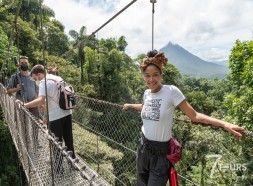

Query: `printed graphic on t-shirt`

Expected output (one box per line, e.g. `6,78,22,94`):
142,99,162,121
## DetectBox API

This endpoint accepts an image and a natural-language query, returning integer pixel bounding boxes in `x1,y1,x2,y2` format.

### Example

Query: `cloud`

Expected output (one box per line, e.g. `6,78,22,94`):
196,47,230,62
185,21,216,41
44,0,253,61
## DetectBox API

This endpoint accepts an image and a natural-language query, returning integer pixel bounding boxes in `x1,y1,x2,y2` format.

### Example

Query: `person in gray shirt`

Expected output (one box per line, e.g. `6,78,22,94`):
7,56,39,117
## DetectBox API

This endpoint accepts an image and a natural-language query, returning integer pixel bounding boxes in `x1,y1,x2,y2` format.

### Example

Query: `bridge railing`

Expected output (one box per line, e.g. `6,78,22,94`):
73,95,253,186
72,96,140,185
1,82,252,186
0,83,110,186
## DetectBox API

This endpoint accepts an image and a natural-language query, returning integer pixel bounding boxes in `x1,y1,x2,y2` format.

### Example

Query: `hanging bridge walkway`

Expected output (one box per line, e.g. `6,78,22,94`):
1,82,253,186
0,83,110,186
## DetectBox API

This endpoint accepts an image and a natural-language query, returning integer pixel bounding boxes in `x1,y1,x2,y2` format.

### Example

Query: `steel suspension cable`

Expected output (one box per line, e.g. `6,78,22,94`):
60,0,138,58
38,0,55,184
90,0,137,36
150,0,157,50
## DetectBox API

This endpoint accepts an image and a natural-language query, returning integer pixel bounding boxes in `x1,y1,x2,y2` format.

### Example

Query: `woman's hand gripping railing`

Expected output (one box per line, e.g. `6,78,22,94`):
174,117,252,138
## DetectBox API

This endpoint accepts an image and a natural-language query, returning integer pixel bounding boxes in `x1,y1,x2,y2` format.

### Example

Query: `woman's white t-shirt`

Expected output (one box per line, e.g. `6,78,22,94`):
141,85,185,141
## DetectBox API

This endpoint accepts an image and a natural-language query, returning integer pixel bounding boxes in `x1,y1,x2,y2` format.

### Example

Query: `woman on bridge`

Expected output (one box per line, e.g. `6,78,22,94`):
123,49,245,186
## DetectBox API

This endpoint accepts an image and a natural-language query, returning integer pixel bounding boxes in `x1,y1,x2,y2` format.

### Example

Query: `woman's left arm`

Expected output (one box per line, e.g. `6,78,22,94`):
178,100,245,139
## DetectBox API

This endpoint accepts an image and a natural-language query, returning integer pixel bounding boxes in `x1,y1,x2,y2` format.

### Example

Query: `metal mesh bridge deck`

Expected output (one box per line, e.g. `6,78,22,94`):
0,83,110,186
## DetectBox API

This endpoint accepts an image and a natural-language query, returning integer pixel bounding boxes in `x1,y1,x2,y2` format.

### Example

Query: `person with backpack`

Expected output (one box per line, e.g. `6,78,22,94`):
6,56,39,117
17,64,76,174
37,66,60,124
122,50,245,186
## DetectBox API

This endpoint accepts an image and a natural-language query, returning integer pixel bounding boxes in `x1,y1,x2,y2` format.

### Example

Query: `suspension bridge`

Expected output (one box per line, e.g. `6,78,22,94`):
1,0,253,185
0,83,110,186
1,82,253,186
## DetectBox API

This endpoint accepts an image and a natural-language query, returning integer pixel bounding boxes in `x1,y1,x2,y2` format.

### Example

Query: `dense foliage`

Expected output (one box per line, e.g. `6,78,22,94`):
0,108,23,186
226,39,253,130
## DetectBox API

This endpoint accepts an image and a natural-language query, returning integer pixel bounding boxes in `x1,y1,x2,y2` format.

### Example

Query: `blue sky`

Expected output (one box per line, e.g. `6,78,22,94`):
82,0,119,12
44,0,253,62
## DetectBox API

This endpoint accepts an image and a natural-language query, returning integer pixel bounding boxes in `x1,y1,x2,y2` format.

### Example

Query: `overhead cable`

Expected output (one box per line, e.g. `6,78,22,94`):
60,0,138,58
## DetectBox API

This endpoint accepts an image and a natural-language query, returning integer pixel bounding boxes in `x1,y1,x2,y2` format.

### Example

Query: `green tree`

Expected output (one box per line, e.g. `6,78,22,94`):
84,46,97,85
69,26,89,84
229,39,253,87
16,18,41,64
117,36,127,52
19,0,55,30
226,38,253,130
162,63,182,87
100,49,125,102
100,37,117,52
0,25,18,84
45,19,69,56
0,26,9,69
217,38,253,185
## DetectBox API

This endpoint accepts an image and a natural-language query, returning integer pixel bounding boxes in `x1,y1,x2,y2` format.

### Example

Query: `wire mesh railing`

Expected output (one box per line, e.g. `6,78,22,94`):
72,96,141,186
0,83,110,186
1,82,253,185
73,95,253,186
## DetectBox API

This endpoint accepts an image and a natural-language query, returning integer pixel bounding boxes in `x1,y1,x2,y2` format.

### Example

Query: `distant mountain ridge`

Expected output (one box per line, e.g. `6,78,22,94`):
159,42,230,79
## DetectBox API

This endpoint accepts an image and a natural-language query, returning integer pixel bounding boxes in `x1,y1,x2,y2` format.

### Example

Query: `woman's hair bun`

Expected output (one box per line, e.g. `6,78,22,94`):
140,50,168,71
147,50,158,57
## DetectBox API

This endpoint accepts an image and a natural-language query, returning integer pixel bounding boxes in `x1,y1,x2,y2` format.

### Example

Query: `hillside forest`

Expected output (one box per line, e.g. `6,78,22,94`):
0,0,253,185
